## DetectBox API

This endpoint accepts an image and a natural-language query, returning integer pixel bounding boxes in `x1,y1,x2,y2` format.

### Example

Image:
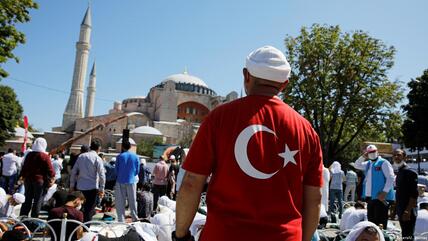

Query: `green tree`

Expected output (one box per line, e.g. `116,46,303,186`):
0,85,23,146
0,0,38,78
137,137,163,157
283,24,403,163
402,69,428,151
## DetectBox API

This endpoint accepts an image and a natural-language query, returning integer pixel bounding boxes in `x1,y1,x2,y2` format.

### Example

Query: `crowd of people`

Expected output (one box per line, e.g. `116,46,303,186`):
321,145,428,240
0,46,428,241
0,137,188,241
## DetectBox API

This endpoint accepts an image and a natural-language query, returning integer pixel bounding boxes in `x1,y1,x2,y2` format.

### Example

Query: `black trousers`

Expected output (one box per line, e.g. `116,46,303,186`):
399,211,417,241
20,180,45,218
367,198,389,228
152,184,167,210
80,189,98,223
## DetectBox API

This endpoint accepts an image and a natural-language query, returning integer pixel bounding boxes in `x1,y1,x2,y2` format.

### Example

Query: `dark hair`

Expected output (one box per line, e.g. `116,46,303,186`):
7,148,14,153
1,229,27,241
142,183,151,191
80,145,89,153
90,140,101,151
66,191,85,203
421,203,428,210
98,153,104,158
122,141,131,150
354,201,365,209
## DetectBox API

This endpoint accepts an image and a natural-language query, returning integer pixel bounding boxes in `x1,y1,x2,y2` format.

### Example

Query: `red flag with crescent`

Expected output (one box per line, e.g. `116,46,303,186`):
21,115,29,153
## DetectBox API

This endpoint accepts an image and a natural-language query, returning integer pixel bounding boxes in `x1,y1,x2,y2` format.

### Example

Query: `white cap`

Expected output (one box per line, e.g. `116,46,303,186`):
419,196,428,207
0,188,7,208
245,45,291,83
12,193,25,204
140,158,147,165
169,155,176,160
366,145,378,153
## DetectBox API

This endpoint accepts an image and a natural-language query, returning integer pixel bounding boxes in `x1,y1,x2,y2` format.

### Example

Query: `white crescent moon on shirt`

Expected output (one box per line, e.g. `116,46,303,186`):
234,124,280,179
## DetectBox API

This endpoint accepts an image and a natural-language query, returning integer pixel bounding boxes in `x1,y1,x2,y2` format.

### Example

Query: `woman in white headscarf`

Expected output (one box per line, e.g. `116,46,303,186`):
329,161,346,218
19,137,55,218
345,221,384,241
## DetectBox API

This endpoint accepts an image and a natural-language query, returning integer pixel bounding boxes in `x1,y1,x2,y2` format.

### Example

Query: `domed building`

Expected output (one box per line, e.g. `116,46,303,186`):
44,8,238,155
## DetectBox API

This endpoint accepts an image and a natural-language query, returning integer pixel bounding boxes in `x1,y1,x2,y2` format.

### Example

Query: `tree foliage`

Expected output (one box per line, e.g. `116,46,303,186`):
0,0,38,78
402,69,428,150
137,137,163,157
0,85,23,146
283,24,403,163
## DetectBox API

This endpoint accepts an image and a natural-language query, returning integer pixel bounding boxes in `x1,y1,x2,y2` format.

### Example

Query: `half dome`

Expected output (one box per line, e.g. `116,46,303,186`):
131,126,163,136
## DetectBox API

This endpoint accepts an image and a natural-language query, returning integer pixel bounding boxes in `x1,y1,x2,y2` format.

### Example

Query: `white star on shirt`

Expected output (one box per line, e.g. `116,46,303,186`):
278,144,299,167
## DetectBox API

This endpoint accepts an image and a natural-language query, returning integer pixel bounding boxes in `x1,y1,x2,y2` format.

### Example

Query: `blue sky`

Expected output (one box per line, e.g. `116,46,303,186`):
2,0,427,131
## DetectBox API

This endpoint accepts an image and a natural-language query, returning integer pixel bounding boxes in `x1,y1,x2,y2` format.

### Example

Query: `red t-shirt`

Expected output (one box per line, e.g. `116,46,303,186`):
183,95,323,241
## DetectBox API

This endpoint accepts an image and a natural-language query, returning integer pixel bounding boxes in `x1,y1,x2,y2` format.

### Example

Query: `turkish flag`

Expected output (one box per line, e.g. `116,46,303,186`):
21,115,29,153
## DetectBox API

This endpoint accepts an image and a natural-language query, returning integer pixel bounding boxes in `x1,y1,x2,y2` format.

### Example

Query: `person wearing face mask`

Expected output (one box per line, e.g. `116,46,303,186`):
354,145,395,229
48,191,85,241
393,149,418,241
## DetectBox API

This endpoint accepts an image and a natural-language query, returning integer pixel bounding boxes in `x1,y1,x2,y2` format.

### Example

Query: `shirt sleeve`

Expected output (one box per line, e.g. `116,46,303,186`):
97,157,106,191
70,158,78,189
302,129,324,187
409,170,419,199
354,156,368,171
182,114,215,176
381,160,395,193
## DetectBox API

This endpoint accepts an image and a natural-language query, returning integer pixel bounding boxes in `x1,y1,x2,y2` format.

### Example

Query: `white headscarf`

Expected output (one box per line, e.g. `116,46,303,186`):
330,161,342,174
32,137,47,152
0,188,7,208
345,221,384,241
12,193,25,204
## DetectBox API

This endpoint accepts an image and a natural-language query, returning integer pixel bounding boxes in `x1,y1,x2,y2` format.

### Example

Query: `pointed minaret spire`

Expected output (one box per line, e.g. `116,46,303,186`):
62,7,92,129
81,6,92,27
85,62,96,117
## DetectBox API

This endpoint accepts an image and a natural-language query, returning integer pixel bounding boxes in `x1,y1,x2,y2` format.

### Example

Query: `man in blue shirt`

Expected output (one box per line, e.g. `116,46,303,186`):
115,141,140,222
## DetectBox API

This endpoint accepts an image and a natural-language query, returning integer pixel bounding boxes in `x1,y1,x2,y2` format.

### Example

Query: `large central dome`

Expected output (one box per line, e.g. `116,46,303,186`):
162,72,208,88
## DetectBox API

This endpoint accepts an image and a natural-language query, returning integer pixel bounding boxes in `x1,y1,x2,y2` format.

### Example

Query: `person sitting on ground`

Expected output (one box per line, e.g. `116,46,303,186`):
137,182,153,220
48,191,85,241
0,188,25,218
345,221,385,241
415,196,428,238
340,201,367,231
0,229,28,241
417,184,428,204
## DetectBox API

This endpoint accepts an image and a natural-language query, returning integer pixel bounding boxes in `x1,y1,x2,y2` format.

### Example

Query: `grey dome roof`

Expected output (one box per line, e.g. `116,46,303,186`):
131,126,163,136
162,72,208,88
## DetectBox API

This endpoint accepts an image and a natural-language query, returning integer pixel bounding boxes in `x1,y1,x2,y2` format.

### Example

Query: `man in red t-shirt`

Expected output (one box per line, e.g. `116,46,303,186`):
175,46,323,241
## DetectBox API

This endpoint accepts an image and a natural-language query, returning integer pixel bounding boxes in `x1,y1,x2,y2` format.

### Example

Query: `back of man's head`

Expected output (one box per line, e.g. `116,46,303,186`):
244,45,291,95
122,141,131,151
80,145,89,153
66,191,85,203
90,140,101,152
7,148,14,153
1,229,27,241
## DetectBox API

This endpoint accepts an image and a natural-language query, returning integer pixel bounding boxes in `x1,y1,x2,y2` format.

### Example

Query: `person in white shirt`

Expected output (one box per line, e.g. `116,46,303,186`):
340,201,367,231
354,144,395,228
414,196,428,238
344,169,358,202
0,149,20,194
321,165,330,213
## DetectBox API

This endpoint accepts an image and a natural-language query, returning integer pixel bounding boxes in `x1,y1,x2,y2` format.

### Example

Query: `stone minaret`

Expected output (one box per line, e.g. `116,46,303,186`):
85,62,96,117
62,7,92,130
